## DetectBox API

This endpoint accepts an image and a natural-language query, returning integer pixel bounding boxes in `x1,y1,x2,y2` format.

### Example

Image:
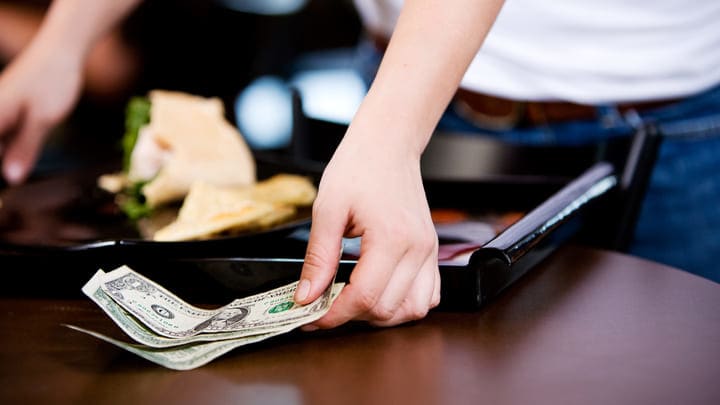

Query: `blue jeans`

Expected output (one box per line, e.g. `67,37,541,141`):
437,84,720,283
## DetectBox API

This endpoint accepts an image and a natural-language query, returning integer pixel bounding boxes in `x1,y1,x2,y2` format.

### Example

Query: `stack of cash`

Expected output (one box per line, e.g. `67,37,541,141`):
68,265,343,370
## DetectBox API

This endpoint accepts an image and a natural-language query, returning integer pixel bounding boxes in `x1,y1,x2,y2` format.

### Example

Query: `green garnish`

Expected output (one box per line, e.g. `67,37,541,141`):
118,180,152,220
122,96,151,172
120,198,153,221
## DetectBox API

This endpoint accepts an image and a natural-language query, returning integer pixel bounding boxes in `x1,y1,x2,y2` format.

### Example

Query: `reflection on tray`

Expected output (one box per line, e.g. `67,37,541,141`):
433,209,523,265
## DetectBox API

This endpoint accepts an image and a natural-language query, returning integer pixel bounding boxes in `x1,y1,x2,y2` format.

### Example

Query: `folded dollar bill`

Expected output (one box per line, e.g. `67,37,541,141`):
68,265,343,370
65,324,291,371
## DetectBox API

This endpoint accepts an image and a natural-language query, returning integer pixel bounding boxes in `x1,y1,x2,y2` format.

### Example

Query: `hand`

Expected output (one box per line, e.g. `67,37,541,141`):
294,131,440,328
0,42,83,184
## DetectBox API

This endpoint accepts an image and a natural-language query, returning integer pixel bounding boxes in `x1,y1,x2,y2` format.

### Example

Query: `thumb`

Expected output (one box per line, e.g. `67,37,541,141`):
2,118,48,185
294,203,346,305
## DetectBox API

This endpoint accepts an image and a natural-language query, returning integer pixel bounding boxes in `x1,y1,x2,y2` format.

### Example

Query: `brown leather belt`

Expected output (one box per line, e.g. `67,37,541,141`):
453,89,680,129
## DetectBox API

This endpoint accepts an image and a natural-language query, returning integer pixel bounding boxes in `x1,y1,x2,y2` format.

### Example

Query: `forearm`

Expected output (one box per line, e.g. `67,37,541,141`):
298,1,506,327
32,0,142,60
349,0,504,158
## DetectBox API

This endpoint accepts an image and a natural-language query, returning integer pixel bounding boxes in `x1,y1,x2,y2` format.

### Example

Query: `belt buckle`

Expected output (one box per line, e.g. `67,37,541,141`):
454,98,526,131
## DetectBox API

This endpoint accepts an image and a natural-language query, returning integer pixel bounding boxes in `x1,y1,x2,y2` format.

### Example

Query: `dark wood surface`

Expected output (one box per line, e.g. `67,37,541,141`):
1,245,718,405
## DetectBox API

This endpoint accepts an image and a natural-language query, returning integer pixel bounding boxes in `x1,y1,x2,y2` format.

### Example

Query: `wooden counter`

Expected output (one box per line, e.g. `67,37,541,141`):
1,246,718,404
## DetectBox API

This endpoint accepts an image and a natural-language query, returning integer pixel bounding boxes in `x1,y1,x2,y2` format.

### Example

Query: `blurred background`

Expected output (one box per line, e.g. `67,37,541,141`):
0,0,365,174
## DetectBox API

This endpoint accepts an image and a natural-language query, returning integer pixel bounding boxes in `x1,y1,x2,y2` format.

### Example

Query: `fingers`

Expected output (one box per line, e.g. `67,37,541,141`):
0,86,45,185
0,39,85,185
307,237,406,328
294,199,348,305
370,254,440,328
1,115,48,185
308,225,439,329
357,230,436,322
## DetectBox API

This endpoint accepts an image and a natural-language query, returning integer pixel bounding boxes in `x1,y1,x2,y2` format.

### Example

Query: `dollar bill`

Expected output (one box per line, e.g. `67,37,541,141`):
99,265,337,338
81,270,343,348
68,266,344,370
65,324,291,371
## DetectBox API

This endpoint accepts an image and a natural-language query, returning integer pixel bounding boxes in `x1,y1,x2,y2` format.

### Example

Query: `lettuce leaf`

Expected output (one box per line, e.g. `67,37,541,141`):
122,96,151,172
118,180,153,220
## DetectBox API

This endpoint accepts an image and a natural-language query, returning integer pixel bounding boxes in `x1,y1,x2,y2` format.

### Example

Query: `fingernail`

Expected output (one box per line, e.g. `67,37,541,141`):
4,162,24,185
294,279,311,303
301,325,319,332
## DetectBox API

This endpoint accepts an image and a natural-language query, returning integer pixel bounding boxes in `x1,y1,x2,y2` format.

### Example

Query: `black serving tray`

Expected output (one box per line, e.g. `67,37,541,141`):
0,160,615,310
0,118,659,310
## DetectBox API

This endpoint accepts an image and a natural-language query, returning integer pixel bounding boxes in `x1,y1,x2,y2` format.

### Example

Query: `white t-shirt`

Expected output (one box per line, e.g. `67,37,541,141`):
354,0,720,104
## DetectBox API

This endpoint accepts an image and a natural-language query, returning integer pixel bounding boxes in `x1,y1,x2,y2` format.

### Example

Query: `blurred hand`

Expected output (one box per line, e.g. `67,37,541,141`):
0,43,83,184
294,131,440,328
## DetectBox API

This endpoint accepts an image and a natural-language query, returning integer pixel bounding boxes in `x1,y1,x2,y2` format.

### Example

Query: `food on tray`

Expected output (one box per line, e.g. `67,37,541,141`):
99,90,256,217
153,174,316,241
99,90,316,241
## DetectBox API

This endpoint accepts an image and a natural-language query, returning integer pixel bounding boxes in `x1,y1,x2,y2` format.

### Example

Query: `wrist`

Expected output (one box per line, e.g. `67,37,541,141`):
341,119,428,165
344,90,437,162
35,3,88,60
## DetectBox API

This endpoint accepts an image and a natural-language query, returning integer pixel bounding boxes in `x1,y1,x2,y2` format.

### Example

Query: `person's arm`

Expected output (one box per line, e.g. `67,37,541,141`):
294,0,505,327
0,0,141,184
